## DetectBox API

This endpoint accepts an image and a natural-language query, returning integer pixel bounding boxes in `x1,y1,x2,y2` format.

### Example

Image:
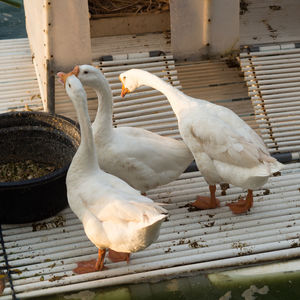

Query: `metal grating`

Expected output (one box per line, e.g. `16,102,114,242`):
240,43,300,156
98,52,181,139
0,39,43,114
1,163,300,299
1,39,300,298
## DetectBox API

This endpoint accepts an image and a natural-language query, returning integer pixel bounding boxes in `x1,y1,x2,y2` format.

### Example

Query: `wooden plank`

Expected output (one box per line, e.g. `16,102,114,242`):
90,11,170,38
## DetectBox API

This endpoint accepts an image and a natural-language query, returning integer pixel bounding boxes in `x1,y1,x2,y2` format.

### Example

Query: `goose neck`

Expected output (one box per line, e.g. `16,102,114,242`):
139,72,188,117
91,79,114,137
72,97,99,173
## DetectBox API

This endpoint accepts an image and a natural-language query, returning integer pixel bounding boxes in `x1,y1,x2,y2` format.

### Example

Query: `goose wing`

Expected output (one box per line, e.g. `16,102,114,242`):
187,109,276,171
81,191,167,224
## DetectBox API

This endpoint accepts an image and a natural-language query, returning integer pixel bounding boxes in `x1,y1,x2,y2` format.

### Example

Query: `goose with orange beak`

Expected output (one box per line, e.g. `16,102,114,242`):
57,70,167,274
119,69,284,214
70,64,193,196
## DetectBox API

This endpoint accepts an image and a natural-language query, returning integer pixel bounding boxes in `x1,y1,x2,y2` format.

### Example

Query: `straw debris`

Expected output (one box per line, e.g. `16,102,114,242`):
88,0,169,18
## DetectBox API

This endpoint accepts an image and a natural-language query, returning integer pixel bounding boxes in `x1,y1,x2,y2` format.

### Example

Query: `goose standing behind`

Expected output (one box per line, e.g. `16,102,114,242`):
57,70,167,274
119,69,284,214
71,65,193,194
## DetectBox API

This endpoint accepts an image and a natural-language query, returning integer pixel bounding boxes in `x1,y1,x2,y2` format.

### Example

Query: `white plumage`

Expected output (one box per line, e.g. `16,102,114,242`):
119,69,284,214
58,70,167,273
73,65,193,193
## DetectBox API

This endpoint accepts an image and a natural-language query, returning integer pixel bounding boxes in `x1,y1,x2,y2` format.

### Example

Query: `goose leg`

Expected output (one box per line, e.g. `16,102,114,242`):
191,185,220,209
226,189,253,214
73,248,107,274
108,249,130,263
95,248,107,271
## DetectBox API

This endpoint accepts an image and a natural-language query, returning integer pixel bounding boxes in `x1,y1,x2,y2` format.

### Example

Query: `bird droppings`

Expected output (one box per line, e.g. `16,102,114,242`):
269,5,281,11
49,275,67,282
179,202,201,212
164,247,173,253
189,240,208,248
178,239,185,245
203,221,215,228
220,183,230,195
232,242,248,249
290,242,300,248
240,0,249,15
263,189,270,195
187,205,200,212
49,263,56,269
273,171,281,176
11,269,22,275
261,19,278,39
32,215,65,232
39,276,44,281
43,259,52,263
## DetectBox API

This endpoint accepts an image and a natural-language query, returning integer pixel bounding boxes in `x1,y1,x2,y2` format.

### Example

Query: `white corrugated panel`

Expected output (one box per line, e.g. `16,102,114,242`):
0,39,43,113
240,44,300,154
1,163,300,299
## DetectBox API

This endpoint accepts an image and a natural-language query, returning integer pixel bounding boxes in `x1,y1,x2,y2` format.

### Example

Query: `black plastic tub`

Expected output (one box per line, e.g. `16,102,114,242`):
0,111,80,224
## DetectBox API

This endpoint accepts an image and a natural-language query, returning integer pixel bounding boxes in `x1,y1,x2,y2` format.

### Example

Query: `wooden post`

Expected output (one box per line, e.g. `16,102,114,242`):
24,0,92,113
170,0,239,60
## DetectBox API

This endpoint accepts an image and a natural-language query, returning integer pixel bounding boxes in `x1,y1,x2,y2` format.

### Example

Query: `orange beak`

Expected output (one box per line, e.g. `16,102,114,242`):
72,65,80,76
121,84,130,98
57,67,79,86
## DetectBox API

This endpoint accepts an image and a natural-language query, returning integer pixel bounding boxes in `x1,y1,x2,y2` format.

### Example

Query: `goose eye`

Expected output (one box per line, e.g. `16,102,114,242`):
68,83,71,88
123,76,126,80
84,71,88,74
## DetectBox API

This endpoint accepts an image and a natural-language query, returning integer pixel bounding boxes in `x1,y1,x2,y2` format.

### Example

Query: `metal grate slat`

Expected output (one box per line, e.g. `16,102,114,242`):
97,53,180,137
240,45,300,155
1,163,300,299
0,39,43,114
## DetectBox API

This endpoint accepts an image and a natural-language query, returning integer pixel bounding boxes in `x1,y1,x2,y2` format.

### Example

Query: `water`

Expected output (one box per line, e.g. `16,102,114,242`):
0,1,27,39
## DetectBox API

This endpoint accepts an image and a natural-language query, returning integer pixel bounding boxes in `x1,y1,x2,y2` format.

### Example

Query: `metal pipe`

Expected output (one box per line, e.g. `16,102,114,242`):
101,61,175,72
240,48,300,57
99,55,174,66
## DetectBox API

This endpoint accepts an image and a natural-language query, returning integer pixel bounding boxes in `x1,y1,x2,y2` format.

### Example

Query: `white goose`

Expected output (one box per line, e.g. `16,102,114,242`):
71,65,194,194
119,69,284,214
57,70,167,273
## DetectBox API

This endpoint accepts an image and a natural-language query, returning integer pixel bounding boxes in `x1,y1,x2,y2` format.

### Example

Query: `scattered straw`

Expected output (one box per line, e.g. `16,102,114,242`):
88,0,169,18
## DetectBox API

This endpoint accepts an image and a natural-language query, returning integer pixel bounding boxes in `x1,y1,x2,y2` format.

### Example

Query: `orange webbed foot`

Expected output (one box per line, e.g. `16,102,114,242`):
73,259,108,274
108,249,130,263
190,185,220,210
191,196,220,210
226,190,253,214
74,248,107,274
